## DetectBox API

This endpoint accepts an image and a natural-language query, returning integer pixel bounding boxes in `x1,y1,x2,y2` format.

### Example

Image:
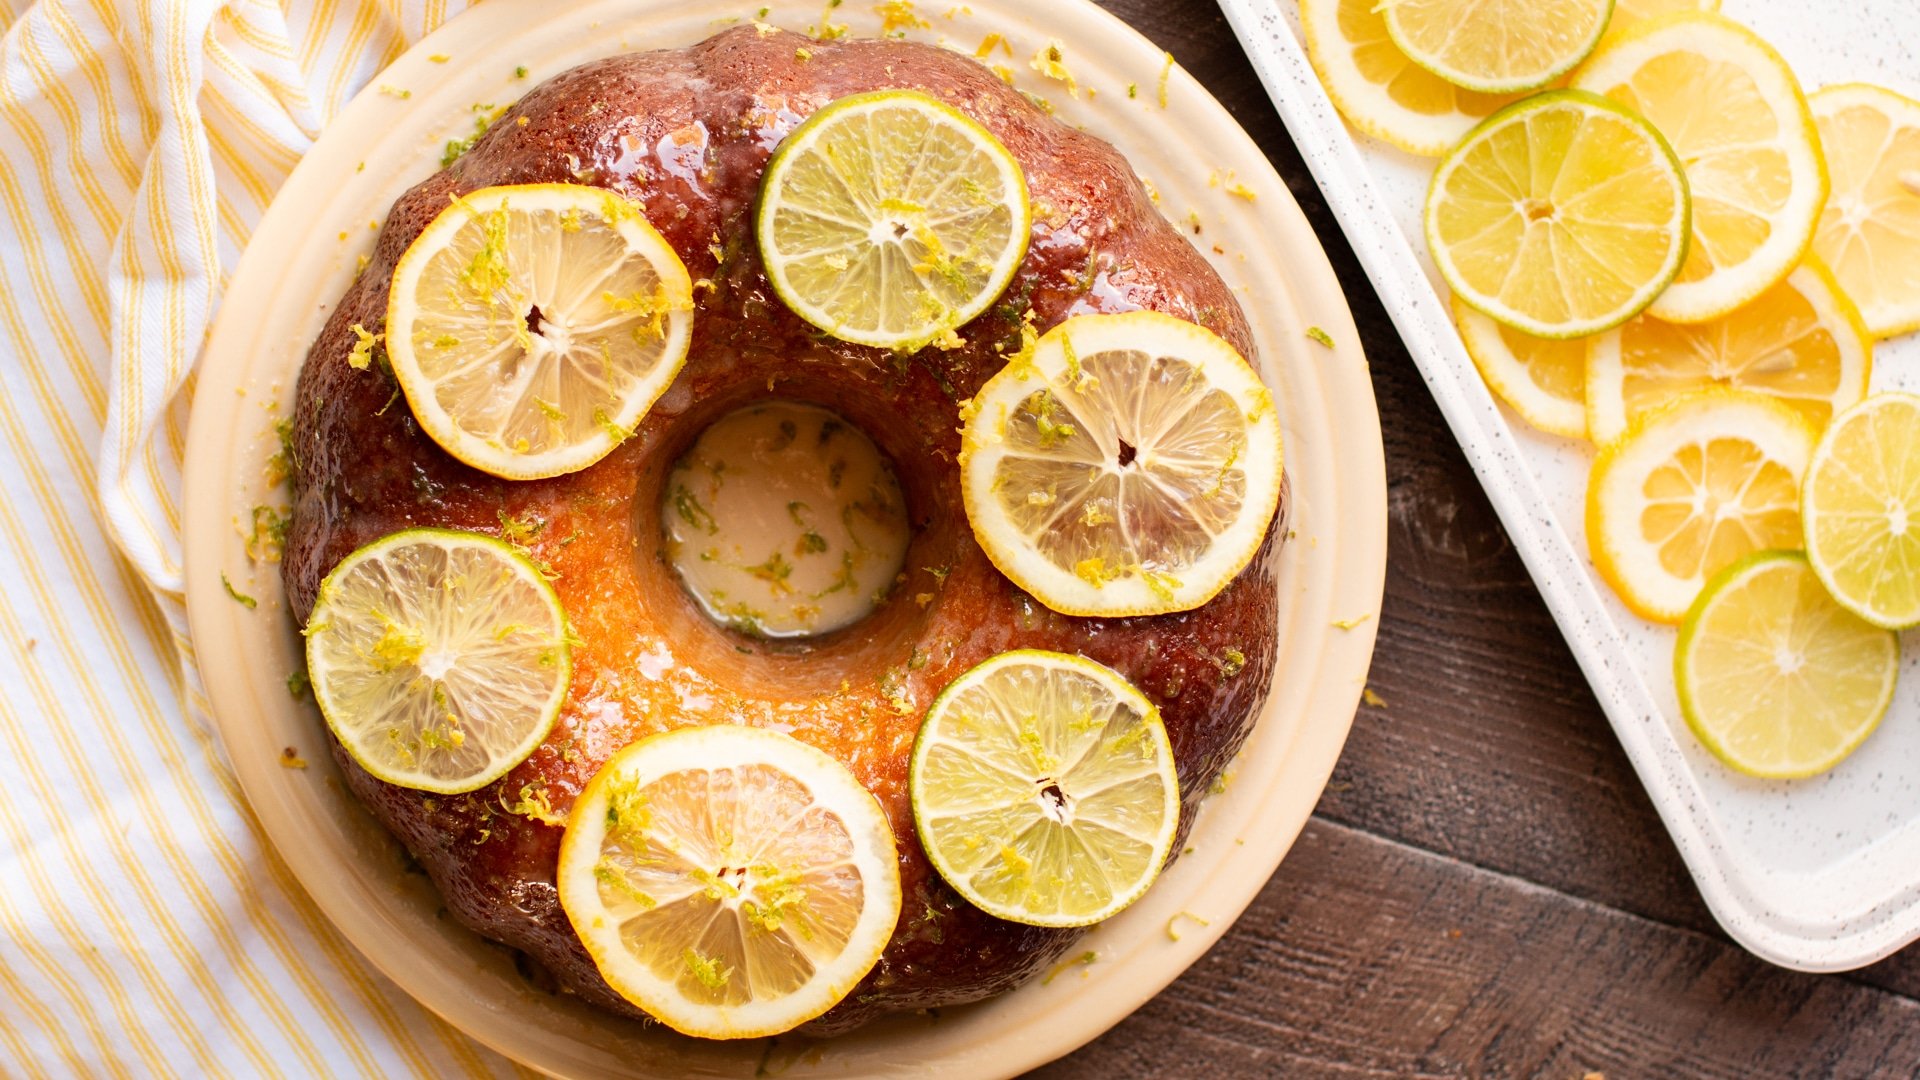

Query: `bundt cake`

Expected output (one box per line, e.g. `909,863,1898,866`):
284,23,1287,1033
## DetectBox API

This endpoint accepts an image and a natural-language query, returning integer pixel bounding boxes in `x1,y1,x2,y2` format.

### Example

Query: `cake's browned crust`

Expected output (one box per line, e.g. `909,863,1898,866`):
285,25,1285,1033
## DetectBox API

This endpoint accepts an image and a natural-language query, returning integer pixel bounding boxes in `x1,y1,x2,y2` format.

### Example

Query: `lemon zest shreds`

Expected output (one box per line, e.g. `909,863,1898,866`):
1030,41,1078,98
1157,52,1174,107
347,323,383,370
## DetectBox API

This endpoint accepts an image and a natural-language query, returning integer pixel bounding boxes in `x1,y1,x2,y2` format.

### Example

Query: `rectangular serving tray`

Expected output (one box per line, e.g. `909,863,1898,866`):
1217,0,1920,971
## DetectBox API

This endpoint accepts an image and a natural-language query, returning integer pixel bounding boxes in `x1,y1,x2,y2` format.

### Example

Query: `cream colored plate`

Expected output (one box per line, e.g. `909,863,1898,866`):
180,1,1386,1075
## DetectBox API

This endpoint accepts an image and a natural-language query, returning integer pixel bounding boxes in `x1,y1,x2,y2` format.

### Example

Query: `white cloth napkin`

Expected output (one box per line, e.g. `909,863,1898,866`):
0,0,531,1072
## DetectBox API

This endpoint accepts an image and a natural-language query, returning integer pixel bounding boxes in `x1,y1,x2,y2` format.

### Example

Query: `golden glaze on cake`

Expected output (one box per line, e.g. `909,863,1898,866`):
284,25,1286,1032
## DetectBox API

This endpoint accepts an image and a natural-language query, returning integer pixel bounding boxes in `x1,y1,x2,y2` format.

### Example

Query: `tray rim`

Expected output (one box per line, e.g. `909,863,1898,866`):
1213,0,1920,971
179,0,1390,1075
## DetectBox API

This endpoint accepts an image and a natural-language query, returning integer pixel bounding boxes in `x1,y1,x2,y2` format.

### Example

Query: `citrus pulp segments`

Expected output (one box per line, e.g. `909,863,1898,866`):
1573,12,1829,324
1810,83,1920,339
556,725,902,1039
755,89,1031,351
1586,388,1816,623
1585,260,1872,445
1425,90,1690,339
304,528,571,794
959,311,1285,617
1382,0,1613,94
1452,295,1589,439
1803,393,1920,630
385,183,695,480
1299,0,1519,157
908,649,1180,928
1675,551,1898,779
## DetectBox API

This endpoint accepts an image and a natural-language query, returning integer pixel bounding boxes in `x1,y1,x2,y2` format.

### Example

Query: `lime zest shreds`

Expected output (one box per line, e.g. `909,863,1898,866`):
1305,326,1334,348
304,528,571,795
221,573,257,609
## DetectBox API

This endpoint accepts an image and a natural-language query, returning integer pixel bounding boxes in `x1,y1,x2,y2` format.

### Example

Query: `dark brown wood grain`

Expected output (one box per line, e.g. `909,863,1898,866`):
1034,1,1920,1075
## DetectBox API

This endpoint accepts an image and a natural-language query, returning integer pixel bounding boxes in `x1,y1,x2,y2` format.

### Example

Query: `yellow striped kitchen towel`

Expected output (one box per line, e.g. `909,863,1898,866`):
0,0,535,1073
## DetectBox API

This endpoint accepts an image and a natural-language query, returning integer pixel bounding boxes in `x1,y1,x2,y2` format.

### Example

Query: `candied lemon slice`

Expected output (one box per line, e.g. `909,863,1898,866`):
1810,83,1920,339
959,311,1284,617
1587,389,1815,623
1300,0,1520,157
385,183,694,480
1426,90,1689,338
756,89,1030,351
1573,13,1828,324
1585,261,1871,445
1383,0,1612,94
909,650,1179,928
1676,551,1897,778
304,528,571,794
1452,296,1588,439
1803,393,1920,629
557,725,901,1039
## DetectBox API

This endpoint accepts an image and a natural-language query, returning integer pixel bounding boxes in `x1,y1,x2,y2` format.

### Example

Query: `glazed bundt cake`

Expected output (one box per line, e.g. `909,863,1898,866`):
284,23,1286,1032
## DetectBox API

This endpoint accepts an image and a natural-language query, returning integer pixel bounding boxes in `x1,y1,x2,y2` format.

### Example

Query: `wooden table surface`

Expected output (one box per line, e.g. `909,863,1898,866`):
1033,2,1920,1076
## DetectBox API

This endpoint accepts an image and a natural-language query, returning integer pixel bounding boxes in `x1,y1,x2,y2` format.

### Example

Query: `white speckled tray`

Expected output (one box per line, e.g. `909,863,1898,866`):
1217,0,1920,971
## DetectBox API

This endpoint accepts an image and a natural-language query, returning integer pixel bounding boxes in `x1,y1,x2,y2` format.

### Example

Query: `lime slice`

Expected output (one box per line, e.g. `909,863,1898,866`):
1803,393,1920,629
1810,83,1920,339
909,649,1179,928
557,725,901,1039
304,528,571,794
1676,551,1897,778
959,311,1284,617
1573,13,1828,324
1426,90,1690,339
386,183,695,480
755,89,1030,351
1586,389,1814,623
1383,0,1613,94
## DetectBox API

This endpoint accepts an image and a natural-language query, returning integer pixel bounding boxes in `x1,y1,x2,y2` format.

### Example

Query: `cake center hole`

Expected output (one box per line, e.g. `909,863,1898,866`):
662,401,910,639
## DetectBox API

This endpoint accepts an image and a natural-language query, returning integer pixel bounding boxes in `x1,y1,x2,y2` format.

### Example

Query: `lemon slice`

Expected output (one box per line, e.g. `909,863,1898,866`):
1587,389,1815,623
1426,90,1689,338
756,89,1030,351
1585,261,1871,445
1300,0,1519,157
1803,393,1920,629
959,311,1284,617
304,528,571,794
386,183,695,480
1810,83,1920,339
1573,13,1828,324
1597,0,1719,52
909,650,1179,928
557,725,901,1039
1382,0,1613,94
1452,296,1588,439
1676,551,1897,778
